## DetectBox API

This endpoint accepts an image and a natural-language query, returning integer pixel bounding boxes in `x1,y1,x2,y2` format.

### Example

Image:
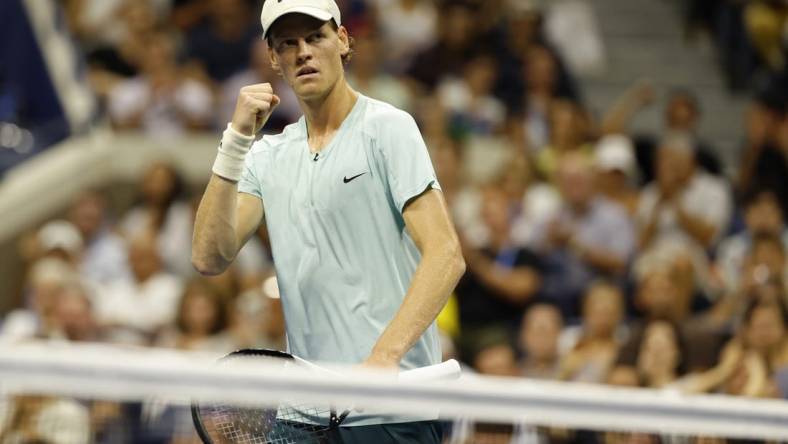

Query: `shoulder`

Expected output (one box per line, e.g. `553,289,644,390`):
249,120,304,155
360,96,419,135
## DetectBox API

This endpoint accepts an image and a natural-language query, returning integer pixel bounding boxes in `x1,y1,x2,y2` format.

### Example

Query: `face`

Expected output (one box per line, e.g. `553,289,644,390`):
583,285,623,339
746,305,786,352
473,344,519,376
69,193,105,240
481,187,511,235
140,34,176,73
666,96,698,131
525,47,556,92
441,5,474,47
268,16,349,101
521,306,562,361
142,163,178,206
550,100,578,146
183,291,219,336
557,155,595,208
53,288,95,341
745,193,784,235
637,270,677,319
464,56,497,96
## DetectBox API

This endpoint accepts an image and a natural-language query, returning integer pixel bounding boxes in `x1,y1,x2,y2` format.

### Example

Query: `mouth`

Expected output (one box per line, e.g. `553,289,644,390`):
296,67,319,78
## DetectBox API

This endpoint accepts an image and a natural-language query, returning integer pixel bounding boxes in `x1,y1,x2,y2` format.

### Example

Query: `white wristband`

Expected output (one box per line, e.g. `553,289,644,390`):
212,123,256,182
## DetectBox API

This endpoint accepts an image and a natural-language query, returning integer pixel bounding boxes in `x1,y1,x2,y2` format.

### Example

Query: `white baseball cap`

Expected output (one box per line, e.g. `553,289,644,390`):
38,220,84,257
261,0,342,38
594,134,636,178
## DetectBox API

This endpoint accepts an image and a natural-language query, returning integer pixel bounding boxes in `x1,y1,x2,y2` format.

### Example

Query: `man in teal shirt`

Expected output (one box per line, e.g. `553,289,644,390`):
191,0,465,441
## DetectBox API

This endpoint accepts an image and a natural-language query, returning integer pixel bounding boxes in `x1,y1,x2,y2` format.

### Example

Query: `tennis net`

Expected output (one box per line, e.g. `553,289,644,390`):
1,341,787,443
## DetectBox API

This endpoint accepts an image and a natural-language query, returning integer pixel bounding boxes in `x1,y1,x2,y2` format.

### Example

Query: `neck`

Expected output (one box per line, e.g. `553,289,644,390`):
301,80,358,138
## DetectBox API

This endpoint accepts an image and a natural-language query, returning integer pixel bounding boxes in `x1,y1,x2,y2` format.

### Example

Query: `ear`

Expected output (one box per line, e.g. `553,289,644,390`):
336,25,350,58
267,45,281,74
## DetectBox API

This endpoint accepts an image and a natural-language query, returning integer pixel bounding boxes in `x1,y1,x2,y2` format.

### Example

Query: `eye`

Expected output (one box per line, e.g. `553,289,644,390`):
307,32,324,43
276,39,297,51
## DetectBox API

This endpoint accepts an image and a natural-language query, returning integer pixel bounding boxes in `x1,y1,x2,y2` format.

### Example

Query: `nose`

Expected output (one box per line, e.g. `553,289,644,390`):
296,38,312,63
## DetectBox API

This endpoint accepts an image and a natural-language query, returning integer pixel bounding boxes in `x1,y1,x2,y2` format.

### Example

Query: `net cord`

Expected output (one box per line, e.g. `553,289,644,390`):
1,342,787,440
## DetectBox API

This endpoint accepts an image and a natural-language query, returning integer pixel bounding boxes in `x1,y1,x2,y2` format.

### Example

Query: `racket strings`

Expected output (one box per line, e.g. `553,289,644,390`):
199,401,335,444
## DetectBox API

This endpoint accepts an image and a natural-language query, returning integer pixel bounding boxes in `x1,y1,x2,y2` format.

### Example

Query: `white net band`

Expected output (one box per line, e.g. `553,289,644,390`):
1,341,788,440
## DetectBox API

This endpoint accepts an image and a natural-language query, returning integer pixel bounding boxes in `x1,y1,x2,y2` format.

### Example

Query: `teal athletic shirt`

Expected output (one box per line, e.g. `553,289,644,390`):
238,94,442,425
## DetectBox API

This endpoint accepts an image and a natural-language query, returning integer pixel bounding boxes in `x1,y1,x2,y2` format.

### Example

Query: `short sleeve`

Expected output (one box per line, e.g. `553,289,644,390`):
376,111,440,212
238,148,263,200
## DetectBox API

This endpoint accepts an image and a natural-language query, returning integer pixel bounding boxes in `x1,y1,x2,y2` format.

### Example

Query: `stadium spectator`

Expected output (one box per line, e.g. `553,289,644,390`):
157,278,234,352
82,0,161,82
537,152,635,318
0,259,77,342
406,1,481,91
743,1,787,73
602,84,723,180
558,282,624,383
470,332,520,377
94,235,183,344
108,31,213,137
121,162,194,277
455,186,543,339
635,320,686,389
183,0,259,82
374,0,437,73
534,99,592,181
347,34,414,113
593,134,640,216
715,189,788,296
34,220,85,268
502,153,562,249
229,276,287,350
513,45,567,153
437,53,506,137
688,298,788,398
636,133,732,254
48,282,102,343
0,395,90,444
738,97,788,216
68,191,131,285
518,303,563,379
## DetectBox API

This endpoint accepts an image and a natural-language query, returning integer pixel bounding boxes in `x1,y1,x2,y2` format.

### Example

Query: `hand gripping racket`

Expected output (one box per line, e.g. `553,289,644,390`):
191,349,461,444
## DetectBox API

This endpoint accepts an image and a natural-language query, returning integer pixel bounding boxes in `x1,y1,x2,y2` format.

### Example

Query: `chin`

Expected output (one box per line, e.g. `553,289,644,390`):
294,82,330,101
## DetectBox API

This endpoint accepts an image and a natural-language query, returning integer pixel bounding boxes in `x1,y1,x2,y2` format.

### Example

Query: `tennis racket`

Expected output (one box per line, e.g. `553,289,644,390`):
191,349,461,444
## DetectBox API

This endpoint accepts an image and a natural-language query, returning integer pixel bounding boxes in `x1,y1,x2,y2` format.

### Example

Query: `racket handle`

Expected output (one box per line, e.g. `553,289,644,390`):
399,359,461,382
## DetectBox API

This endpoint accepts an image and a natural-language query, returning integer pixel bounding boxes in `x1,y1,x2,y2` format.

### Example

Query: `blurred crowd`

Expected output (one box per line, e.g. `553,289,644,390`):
684,0,787,93
1,0,788,443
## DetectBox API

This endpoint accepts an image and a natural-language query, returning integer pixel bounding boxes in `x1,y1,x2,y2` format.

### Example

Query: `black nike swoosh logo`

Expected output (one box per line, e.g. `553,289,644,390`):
343,172,367,183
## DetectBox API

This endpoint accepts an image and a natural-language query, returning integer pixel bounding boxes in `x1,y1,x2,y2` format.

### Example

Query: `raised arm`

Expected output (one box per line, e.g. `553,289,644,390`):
192,83,279,275
365,189,466,367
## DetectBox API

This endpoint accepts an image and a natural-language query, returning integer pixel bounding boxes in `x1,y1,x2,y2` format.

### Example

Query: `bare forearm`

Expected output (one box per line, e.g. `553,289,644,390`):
638,216,659,250
676,207,716,247
192,175,241,274
370,248,465,365
470,256,540,303
576,244,627,275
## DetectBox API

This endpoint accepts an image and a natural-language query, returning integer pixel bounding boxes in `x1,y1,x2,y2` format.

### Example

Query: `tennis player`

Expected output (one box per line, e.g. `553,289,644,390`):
191,0,465,441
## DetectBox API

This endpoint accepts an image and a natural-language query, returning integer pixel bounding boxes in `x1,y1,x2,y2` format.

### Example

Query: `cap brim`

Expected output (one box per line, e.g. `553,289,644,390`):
264,7,334,38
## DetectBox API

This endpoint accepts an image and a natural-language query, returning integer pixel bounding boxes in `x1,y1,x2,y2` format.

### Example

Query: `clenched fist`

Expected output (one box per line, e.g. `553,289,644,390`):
231,83,281,136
